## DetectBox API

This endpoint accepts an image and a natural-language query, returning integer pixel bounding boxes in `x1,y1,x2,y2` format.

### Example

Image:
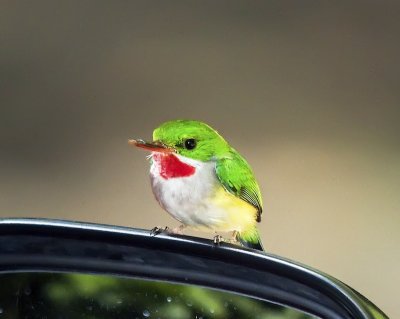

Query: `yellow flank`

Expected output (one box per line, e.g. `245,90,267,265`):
210,186,258,232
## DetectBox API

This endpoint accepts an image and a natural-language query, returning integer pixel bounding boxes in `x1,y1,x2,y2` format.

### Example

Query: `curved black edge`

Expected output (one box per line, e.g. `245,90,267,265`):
0,218,388,319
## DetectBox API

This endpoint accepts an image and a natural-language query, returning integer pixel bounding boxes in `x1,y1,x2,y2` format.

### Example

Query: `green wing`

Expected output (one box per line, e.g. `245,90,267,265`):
215,150,263,222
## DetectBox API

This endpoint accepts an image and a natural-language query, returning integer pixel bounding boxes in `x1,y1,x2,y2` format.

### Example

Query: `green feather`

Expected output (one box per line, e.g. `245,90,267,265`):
215,149,263,223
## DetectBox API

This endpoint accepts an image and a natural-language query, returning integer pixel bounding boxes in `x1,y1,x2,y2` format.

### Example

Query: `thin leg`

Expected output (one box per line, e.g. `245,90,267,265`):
169,224,186,235
229,230,240,244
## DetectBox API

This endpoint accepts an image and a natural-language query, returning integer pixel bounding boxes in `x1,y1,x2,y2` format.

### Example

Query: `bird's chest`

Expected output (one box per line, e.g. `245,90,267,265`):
149,153,219,224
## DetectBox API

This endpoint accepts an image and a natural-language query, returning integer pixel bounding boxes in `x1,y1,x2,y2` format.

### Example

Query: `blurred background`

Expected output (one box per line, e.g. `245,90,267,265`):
1,1,399,317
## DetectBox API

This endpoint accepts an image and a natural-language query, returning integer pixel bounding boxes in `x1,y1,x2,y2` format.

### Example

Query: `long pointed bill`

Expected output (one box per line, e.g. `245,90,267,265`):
128,139,174,153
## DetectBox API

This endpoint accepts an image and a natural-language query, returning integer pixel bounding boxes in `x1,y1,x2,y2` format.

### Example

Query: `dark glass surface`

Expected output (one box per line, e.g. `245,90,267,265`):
0,272,316,319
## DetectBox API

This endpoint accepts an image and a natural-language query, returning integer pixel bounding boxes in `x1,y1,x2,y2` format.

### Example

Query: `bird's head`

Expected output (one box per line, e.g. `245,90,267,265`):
129,120,229,161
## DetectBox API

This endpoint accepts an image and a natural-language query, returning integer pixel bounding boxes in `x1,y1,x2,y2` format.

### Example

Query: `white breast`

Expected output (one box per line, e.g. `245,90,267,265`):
149,154,228,229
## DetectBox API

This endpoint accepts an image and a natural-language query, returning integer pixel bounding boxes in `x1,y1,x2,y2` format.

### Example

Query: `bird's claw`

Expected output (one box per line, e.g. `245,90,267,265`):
213,235,224,245
150,226,169,236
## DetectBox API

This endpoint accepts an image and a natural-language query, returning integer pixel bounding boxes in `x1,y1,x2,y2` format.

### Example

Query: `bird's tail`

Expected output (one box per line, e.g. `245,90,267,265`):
236,228,264,251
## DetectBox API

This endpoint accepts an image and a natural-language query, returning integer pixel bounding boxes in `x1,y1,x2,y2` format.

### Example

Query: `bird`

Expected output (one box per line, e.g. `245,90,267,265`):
129,119,264,251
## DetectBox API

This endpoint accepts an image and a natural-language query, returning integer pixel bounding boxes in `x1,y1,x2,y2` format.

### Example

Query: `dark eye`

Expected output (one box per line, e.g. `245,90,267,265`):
184,138,197,150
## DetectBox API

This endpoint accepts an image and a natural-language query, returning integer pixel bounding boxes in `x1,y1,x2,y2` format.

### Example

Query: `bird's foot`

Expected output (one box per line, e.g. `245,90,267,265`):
213,231,241,246
150,226,169,236
150,224,186,236
213,234,225,245
228,230,240,244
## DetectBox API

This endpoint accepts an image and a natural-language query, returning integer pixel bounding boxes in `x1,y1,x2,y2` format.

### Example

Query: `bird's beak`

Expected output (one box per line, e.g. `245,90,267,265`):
128,139,174,153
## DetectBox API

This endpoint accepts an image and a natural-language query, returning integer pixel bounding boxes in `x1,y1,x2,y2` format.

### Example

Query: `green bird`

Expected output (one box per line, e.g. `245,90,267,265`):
129,120,264,250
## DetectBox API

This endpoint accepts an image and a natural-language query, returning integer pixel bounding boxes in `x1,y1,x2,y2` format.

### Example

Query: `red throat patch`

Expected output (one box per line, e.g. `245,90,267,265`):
152,153,196,179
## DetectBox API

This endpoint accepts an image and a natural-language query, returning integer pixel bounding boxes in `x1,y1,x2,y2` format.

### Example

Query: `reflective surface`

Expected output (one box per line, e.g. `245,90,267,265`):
0,272,316,319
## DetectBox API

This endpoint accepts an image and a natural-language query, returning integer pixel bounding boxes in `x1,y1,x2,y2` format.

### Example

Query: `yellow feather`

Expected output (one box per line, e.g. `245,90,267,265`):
210,186,258,232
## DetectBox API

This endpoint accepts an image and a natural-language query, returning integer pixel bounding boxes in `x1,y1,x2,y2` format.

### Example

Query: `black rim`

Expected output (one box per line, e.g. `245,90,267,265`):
0,218,386,319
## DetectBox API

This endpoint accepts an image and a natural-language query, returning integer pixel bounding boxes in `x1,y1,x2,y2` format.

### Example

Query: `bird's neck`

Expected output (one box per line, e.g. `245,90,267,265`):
151,153,197,180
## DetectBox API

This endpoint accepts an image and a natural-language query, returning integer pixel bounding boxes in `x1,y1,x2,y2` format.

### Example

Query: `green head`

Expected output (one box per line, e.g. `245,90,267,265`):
153,120,230,161
130,120,230,161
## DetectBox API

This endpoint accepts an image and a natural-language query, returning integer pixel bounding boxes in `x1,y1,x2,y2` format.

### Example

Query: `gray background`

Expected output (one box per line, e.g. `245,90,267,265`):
1,2,399,317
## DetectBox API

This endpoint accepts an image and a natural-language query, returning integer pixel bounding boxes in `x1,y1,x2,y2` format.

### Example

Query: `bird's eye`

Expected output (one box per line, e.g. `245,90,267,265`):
184,138,197,150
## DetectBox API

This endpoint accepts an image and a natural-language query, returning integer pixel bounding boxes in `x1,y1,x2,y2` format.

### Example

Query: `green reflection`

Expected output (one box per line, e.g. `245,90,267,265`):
0,273,316,319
